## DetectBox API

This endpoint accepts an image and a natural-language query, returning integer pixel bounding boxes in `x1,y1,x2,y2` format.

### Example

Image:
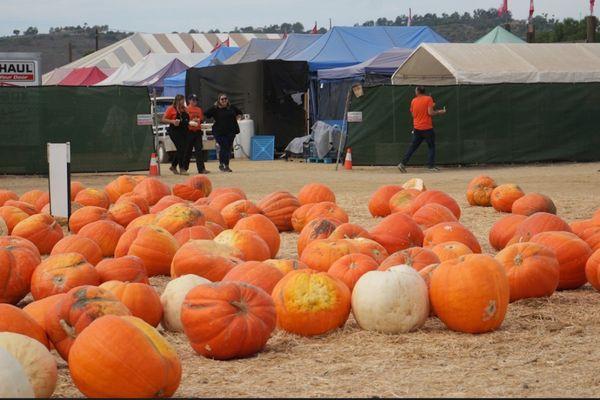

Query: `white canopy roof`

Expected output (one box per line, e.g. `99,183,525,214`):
111,53,208,85
391,43,600,85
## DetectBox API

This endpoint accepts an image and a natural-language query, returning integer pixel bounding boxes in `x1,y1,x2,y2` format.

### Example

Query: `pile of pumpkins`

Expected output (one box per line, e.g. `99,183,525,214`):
0,172,599,397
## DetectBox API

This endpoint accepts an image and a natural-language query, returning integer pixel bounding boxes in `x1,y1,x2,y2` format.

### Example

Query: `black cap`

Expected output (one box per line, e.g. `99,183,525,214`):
188,94,198,101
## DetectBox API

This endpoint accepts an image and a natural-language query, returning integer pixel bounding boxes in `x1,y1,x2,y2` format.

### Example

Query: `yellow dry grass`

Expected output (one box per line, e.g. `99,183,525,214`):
3,159,600,398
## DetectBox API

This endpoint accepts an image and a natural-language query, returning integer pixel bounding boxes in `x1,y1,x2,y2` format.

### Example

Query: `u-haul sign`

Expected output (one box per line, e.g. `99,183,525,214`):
0,53,41,86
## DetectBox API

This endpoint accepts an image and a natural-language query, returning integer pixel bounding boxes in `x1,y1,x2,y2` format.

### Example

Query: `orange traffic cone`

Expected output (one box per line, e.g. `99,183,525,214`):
344,147,353,170
149,153,160,176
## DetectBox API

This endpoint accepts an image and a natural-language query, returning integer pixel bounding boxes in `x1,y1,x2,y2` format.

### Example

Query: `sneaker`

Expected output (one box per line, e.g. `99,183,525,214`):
180,169,190,176
198,169,211,174
224,166,233,173
219,164,226,172
428,166,440,172
169,166,179,175
397,163,407,173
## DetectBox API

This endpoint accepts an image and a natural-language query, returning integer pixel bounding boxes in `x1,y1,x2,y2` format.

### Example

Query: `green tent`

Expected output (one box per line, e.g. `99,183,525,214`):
476,26,525,44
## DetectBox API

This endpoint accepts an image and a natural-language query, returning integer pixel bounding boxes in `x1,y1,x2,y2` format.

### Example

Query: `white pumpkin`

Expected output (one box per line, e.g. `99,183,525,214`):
160,274,211,332
0,347,35,398
0,332,57,398
0,217,7,236
351,265,429,333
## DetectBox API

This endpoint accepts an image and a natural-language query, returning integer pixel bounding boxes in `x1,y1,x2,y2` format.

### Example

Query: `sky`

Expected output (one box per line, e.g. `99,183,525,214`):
0,0,591,36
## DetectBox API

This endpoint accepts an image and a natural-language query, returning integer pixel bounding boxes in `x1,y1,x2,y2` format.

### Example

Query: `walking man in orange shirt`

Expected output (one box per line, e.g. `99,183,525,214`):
398,86,446,173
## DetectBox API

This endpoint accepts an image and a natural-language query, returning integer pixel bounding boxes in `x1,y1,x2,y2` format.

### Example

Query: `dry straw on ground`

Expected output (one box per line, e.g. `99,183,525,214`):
4,160,600,397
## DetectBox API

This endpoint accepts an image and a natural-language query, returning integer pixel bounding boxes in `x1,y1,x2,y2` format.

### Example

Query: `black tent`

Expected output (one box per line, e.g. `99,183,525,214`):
186,60,309,150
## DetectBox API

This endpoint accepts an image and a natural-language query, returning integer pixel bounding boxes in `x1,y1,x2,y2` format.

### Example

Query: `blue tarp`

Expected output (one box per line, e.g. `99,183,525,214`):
268,34,322,60
290,26,447,71
317,47,414,81
163,47,240,97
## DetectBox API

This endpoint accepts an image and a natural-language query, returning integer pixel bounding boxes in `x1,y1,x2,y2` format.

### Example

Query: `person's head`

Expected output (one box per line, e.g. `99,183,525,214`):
415,86,426,96
215,93,230,108
173,94,185,109
188,94,198,107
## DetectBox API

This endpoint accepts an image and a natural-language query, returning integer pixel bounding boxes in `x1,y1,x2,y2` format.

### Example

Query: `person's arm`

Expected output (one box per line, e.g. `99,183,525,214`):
161,107,180,125
427,99,446,116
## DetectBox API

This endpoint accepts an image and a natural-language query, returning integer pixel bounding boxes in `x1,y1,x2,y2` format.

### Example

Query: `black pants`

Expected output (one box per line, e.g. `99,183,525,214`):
215,135,235,167
402,129,436,168
168,131,187,170
184,134,206,172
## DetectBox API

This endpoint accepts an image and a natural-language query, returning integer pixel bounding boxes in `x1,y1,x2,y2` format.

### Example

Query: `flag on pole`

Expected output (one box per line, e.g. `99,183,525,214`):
282,31,288,39
311,22,318,34
498,0,508,16
592,0,596,15
529,0,534,20
408,8,412,26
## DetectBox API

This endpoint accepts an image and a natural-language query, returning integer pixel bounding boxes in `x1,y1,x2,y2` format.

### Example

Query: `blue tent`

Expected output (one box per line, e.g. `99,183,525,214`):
268,34,322,60
163,47,240,97
317,47,414,81
290,26,447,71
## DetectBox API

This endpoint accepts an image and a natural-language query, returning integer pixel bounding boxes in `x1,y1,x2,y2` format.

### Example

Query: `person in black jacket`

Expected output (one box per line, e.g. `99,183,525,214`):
204,93,243,172
161,94,190,175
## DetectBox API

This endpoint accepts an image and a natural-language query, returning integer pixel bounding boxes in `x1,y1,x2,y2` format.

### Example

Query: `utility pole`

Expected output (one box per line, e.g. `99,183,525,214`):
329,18,332,30
68,42,73,63
95,28,99,51
587,16,597,42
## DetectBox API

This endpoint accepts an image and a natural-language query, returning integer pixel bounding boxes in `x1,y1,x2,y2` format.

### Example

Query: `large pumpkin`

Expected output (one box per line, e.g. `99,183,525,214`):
78,219,125,257
173,225,215,245
153,203,206,235
304,202,348,226
95,255,149,284
291,203,315,232
579,226,600,252
256,191,301,232
68,315,181,398
378,247,440,272
68,206,110,233
299,239,358,272
223,261,285,294
50,235,103,266
511,193,557,216
105,175,139,203
368,185,403,217
120,225,180,276
327,253,379,291
209,192,245,212
19,190,45,206
585,249,600,291
297,217,341,256
149,195,185,214
0,241,40,304
369,212,424,254
160,274,211,332
100,281,163,328
12,214,64,254
74,188,110,209
215,229,271,261
271,270,351,336
491,184,525,213
264,259,309,275
172,175,212,201
328,223,372,241
207,187,246,202
45,285,131,360
126,214,158,230
495,242,560,302
429,254,509,333
4,200,38,216
0,205,29,233
30,253,100,300
570,219,597,238
412,203,458,229
351,266,429,333
234,214,281,258
107,201,144,227
221,199,262,228
23,294,67,332
182,281,276,360
297,183,336,205
410,190,461,220
530,231,593,290
170,239,243,281
132,177,171,206
0,347,35,397
70,181,86,201
430,241,473,262
423,222,482,253
0,189,18,206
466,175,497,207
0,304,49,348
488,214,527,251
116,192,150,214
509,212,571,244
0,332,58,398
347,238,388,264
192,205,226,228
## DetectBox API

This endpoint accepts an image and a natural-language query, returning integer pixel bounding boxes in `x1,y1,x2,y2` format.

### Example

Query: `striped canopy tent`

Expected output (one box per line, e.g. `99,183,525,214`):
58,67,113,86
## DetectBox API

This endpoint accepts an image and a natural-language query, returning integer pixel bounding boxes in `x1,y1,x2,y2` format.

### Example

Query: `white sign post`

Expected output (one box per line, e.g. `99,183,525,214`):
47,143,71,221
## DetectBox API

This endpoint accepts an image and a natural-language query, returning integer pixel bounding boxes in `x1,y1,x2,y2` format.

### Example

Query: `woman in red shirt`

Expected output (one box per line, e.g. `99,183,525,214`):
161,94,190,175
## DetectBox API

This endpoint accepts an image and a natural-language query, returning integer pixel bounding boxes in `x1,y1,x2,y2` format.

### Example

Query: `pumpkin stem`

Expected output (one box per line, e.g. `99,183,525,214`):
59,319,77,339
230,300,248,314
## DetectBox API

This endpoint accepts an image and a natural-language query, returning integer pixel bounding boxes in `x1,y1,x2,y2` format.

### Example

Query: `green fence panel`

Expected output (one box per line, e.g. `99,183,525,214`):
0,86,153,174
348,83,600,166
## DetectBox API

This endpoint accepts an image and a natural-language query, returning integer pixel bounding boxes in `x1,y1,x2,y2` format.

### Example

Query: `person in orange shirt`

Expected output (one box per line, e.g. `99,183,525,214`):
161,94,190,175
183,94,209,174
398,86,446,173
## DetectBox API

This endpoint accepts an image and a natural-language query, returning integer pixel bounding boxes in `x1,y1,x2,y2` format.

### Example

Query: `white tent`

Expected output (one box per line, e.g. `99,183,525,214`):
112,53,208,85
391,43,600,85
95,64,130,86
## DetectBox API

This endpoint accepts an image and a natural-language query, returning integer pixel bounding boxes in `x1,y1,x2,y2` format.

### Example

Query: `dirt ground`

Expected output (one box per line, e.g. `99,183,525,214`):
3,159,600,398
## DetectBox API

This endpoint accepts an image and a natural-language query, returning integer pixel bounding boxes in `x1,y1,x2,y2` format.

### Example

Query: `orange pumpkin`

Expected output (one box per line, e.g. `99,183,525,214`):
387,189,420,215
105,175,139,203
299,239,358,272
0,241,40,304
207,187,246,201
256,191,301,232
192,205,226,227
95,256,149,284
291,203,316,232
347,238,389,264
23,293,67,332
149,195,186,214
328,223,372,241
509,212,572,245
50,235,103,265
511,193,557,216
297,183,336,205
530,231,593,290
297,217,341,256
593,209,600,225
368,185,403,217
495,242,560,302
68,315,182,398
263,259,309,275
271,270,351,336
100,281,163,327
30,253,100,300
378,247,440,271
0,236,39,255
182,281,276,360
170,240,243,281
222,261,285,294
3,200,38,215
577,226,600,252
209,192,245,212
68,206,110,233
70,181,85,200
132,177,171,206
0,304,49,348
74,188,110,209
570,219,597,238
214,229,271,261
221,199,261,228
234,214,281,258
45,285,131,359
172,175,212,201
115,192,150,214
173,225,215,246
466,175,497,207
368,212,424,254
410,190,461,219
205,221,225,236
430,254,509,333
78,220,125,257
153,203,206,235
430,241,473,262
12,213,63,254
491,184,525,213
423,222,481,253
19,189,45,206
304,202,348,226
108,201,144,227
126,214,157,230
327,253,379,290
489,214,527,251
121,225,179,276
412,203,458,229
33,192,50,212
0,189,18,206
585,249,600,291
0,206,30,233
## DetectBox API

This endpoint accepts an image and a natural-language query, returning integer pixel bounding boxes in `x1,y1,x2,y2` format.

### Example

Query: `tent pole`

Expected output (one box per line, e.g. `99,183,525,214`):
335,89,352,171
